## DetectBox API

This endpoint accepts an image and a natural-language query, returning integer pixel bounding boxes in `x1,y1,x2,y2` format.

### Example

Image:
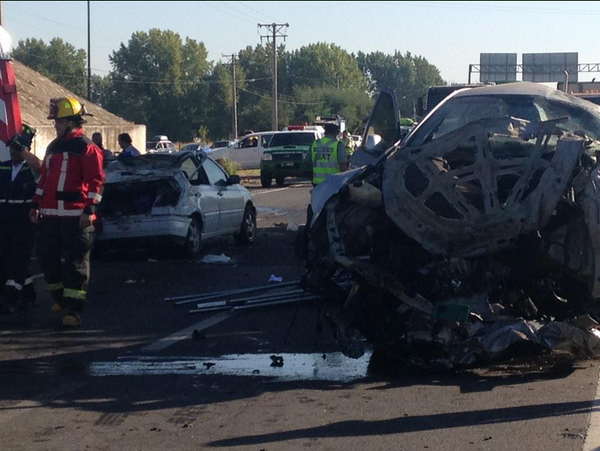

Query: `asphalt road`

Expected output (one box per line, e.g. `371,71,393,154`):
0,179,599,451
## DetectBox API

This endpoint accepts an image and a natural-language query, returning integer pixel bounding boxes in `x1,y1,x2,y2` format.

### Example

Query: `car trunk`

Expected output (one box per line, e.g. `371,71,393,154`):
99,177,182,217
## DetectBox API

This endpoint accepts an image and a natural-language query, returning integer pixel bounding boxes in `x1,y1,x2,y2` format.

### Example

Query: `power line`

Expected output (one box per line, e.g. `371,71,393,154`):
201,0,257,25
218,1,263,23
238,1,278,22
240,87,323,106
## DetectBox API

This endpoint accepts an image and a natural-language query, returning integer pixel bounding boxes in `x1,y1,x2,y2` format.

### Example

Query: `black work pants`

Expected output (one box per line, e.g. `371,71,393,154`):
35,217,94,312
0,222,36,303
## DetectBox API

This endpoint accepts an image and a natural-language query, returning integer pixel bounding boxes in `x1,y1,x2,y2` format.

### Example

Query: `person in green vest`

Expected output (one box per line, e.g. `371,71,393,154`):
341,130,355,157
310,123,348,186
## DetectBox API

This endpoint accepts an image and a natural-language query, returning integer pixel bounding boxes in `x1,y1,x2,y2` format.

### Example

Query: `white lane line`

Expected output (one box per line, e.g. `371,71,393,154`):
583,365,600,450
254,187,290,196
141,312,234,352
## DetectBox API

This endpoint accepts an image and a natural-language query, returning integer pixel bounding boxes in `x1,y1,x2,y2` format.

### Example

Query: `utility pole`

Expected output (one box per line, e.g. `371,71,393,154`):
0,1,4,26
87,0,91,100
223,54,238,139
258,22,288,131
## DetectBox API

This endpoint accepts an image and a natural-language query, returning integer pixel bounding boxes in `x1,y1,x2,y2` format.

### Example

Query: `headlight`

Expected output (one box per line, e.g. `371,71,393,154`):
261,153,273,161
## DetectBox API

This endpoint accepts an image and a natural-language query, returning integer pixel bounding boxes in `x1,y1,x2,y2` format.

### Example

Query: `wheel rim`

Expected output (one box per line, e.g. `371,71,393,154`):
187,221,201,252
244,212,256,241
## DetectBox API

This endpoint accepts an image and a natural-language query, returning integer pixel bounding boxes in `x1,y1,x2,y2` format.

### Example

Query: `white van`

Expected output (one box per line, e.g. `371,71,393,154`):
208,131,276,169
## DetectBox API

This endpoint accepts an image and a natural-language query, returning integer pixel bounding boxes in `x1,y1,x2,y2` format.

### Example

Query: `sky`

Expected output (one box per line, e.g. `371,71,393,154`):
4,1,600,85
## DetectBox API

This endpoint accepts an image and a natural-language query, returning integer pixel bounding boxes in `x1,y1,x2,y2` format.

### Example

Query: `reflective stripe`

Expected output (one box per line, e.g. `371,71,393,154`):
35,188,44,196
64,288,86,300
6,280,23,291
40,208,83,217
46,282,64,291
311,138,340,185
3,199,29,204
24,277,35,285
87,192,102,202
57,152,69,213
0,166,10,170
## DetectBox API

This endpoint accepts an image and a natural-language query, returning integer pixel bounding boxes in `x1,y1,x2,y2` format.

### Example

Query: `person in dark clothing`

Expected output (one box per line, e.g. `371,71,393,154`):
0,124,41,313
92,132,116,166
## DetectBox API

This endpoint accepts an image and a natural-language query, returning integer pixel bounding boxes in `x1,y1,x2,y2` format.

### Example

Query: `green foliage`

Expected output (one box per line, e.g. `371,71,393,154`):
216,157,240,175
282,42,367,93
291,86,373,134
357,51,444,119
13,30,446,139
106,29,211,142
13,37,87,96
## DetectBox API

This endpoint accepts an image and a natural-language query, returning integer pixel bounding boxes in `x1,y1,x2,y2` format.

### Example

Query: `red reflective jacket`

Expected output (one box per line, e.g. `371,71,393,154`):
32,128,105,217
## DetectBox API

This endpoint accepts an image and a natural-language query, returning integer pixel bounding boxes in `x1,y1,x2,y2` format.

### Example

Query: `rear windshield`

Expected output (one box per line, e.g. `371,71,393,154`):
269,133,316,147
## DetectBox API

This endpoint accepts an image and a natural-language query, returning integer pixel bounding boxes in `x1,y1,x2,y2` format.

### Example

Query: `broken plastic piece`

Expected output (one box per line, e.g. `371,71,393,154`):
200,254,231,264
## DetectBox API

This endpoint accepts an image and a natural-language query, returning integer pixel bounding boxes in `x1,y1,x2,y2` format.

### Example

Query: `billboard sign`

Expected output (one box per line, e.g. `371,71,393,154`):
522,53,578,83
479,53,517,82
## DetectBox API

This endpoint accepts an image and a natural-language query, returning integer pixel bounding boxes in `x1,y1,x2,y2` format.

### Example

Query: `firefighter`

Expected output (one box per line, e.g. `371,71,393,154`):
29,97,105,327
0,125,41,313
310,123,349,186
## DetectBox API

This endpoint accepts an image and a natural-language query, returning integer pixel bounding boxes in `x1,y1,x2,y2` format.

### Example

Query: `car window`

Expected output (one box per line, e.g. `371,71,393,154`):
203,159,228,186
269,132,316,147
261,134,274,148
240,136,258,148
180,157,199,182
409,95,545,145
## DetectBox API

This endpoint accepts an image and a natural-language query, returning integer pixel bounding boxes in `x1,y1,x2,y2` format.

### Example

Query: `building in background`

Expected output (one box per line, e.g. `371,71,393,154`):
0,61,145,161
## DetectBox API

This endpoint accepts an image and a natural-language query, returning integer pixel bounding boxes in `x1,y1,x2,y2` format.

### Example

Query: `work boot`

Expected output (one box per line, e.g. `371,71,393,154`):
62,311,82,328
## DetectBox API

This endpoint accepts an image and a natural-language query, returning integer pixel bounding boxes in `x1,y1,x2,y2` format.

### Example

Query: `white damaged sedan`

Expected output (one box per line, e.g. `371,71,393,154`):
96,151,256,256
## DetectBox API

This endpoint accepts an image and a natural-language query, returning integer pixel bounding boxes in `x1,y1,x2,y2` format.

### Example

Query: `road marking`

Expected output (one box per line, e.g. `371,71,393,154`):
254,187,290,196
583,365,600,450
141,311,234,352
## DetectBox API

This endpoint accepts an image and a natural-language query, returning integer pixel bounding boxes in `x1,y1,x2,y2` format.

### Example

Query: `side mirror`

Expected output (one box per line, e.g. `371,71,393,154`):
416,97,424,117
228,175,241,185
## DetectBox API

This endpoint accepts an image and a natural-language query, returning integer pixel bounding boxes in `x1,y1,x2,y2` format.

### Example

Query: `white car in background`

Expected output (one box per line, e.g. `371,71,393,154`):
209,131,276,169
97,151,256,256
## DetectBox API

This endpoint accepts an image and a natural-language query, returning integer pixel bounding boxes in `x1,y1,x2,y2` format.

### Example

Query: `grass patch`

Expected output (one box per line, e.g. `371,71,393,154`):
215,157,241,175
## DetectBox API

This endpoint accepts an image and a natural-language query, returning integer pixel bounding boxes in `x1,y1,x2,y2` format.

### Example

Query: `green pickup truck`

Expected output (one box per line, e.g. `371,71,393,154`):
259,130,323,187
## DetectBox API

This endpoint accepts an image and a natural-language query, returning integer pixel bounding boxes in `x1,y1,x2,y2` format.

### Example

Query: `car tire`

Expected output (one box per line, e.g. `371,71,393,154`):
275,176,285,186
235,206,256,245
260,173,272,188
184,217,202,257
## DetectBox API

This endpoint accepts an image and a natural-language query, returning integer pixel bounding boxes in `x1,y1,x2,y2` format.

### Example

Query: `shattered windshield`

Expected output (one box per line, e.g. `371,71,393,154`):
269,132,316,147
409,94,600,145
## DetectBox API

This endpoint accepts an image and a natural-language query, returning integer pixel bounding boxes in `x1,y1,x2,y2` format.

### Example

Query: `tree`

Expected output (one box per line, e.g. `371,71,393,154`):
291,86,373,133
107,29,211,142
283,43,367,93
357,51,444,118
13,38,87,96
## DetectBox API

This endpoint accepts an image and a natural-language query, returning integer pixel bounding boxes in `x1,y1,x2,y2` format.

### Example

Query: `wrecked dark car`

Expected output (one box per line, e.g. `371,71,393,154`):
301,83,600,368
96,152,256,256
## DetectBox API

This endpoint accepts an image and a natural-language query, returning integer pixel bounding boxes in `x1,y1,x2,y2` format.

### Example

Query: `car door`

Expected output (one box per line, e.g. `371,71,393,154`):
181,156,220,235
203,159,245,232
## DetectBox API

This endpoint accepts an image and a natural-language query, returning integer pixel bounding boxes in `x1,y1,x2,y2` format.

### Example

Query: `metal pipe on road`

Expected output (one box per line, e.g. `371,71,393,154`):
188,293,318,314
167,280,300,304
189,290,309,313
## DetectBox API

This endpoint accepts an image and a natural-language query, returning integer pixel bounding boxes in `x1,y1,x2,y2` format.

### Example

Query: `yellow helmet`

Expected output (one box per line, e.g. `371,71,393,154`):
47,97,91,122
